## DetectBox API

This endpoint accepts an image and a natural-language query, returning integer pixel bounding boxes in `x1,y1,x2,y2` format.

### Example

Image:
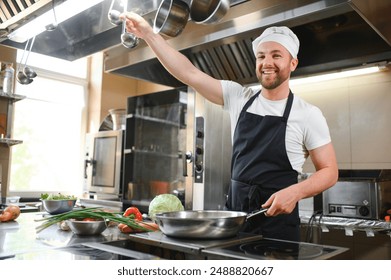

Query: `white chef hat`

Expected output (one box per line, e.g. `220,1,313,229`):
252,26,300,59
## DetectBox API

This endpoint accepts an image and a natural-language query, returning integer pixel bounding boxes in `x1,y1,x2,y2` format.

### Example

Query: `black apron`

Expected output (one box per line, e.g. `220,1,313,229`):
226,90,300,242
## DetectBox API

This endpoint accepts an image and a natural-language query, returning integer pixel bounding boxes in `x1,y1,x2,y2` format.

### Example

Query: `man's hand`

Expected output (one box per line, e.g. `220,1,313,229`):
120,12,153,40
261,186,300,216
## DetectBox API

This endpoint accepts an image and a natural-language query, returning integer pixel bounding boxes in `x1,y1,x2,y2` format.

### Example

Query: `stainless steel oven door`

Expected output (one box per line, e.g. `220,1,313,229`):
85,130,123,198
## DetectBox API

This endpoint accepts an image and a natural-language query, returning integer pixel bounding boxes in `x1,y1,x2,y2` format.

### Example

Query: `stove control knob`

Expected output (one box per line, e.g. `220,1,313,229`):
359,206,370,217
195,164,203,173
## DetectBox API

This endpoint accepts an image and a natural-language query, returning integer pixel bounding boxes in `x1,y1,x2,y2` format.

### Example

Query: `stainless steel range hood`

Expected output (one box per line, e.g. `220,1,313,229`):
0,0,161,60
103,0,391,87
1,0,391,87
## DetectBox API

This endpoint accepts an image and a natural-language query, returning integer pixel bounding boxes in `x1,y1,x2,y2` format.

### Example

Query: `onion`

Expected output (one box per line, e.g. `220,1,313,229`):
0,205,21,222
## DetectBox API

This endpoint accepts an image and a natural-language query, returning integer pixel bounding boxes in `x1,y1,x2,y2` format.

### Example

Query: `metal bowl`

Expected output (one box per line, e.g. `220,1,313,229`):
155,210,247,239
67,219,108,236
41,199,76,215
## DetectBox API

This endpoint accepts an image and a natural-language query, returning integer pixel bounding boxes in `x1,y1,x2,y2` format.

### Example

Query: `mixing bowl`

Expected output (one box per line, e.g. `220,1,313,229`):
42,199,76,215
67,219,108,236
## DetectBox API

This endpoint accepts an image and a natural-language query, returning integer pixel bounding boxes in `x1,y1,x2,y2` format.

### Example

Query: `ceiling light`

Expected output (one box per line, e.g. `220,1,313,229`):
7,0,104,43
247,64,388,91
290,65,383,86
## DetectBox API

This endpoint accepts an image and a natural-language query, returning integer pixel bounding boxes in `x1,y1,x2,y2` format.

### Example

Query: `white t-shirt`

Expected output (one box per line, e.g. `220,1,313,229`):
221,80,331,174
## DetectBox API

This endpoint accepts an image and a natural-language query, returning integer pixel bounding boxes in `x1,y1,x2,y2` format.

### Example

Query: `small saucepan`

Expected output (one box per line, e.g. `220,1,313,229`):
155,208,268,239
153,0,190,37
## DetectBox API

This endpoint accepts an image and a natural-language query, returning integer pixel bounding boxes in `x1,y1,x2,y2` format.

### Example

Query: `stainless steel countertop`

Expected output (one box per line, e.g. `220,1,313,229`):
0,212,124,259
0,212,350,260
0,212,263,259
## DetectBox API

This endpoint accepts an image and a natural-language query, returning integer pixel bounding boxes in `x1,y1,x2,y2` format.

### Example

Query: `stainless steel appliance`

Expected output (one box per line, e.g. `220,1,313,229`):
121,87,232,212
84,130,124,199
121,88,187,211
322,169,391,219
191,87,232,211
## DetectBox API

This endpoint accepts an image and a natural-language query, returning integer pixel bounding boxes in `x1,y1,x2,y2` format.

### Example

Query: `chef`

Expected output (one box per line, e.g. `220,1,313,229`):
121,13,338,242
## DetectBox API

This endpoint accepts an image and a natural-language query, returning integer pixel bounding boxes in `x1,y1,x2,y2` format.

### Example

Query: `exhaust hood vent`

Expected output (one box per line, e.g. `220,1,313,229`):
188,38,256,85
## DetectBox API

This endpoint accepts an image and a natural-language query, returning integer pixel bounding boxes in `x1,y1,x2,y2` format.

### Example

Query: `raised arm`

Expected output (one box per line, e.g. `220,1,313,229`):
120,12,224,105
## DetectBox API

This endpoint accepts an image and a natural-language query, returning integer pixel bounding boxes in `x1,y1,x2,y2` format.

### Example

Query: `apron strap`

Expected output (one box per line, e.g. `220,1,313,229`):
242,90,261,113
240,90,294,122
282,91,294,122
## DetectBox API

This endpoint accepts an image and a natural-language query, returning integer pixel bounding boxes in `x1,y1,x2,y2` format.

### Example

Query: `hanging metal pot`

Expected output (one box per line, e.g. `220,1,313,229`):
190,0,230,25
153,0,190,37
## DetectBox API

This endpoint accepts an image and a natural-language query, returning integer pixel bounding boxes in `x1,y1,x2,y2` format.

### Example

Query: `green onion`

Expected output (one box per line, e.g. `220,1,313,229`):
35,207,154,233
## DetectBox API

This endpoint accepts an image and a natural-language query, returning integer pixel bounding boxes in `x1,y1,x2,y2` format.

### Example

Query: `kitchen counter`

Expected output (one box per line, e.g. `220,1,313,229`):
0,212,136,260
1,212,350,260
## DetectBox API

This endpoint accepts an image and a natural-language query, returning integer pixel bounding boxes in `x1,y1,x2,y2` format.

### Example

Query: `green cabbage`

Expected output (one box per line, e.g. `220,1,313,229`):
148,194,184,221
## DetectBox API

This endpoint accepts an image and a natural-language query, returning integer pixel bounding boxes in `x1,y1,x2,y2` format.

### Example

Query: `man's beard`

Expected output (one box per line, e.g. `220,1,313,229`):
259,75,283,90
257,68,289,90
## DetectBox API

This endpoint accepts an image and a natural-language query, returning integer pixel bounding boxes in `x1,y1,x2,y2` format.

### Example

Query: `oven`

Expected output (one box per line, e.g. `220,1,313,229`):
322,169,391,219
121,87,232,213
84,130,124,199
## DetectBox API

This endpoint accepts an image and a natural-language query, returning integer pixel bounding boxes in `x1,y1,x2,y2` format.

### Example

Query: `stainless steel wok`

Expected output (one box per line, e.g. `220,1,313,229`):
155,209,267,239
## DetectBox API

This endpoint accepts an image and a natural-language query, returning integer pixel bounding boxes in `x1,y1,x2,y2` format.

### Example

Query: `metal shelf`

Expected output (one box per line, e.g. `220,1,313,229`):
124,148,180,158
0,92,26,102
126,114,180,127
0,138,23,146
0,92,25,147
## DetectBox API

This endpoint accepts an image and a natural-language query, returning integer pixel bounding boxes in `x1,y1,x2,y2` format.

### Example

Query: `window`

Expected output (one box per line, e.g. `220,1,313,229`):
9,52,88,197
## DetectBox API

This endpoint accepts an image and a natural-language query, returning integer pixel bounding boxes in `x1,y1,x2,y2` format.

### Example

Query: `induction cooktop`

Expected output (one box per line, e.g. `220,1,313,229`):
202,238,349,260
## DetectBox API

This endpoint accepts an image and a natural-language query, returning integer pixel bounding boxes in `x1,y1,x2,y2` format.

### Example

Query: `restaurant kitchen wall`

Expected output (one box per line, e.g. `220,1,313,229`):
86,52,171,133
291,67,391,172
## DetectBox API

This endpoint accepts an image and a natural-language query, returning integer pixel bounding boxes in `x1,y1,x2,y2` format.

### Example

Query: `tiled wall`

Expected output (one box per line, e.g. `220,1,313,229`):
291,68,391,172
